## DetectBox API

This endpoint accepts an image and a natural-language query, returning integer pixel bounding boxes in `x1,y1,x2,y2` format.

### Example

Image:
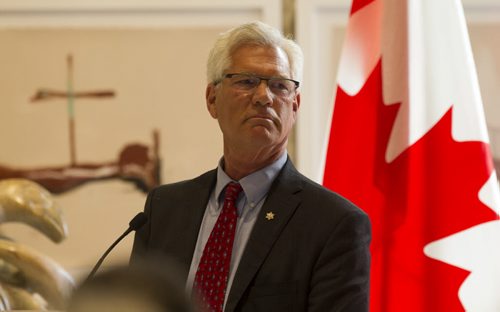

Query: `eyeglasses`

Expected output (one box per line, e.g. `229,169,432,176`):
217,73,300,97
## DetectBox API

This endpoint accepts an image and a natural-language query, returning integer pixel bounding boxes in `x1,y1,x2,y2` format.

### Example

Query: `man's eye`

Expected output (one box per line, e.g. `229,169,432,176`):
235,78,258,87
270,80,290,92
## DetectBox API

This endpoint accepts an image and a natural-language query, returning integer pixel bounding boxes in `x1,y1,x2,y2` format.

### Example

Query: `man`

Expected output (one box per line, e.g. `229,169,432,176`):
131,21,371,312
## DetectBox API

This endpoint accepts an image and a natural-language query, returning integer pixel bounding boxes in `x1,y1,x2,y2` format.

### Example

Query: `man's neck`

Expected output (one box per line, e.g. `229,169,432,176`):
222,148,286,181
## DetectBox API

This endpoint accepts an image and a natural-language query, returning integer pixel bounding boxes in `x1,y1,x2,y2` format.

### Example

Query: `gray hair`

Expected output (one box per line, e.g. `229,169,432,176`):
206,21,303,85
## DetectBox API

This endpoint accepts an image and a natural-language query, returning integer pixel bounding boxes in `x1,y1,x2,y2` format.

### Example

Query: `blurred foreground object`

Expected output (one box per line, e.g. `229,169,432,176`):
0,178,74,310
69,260,196,312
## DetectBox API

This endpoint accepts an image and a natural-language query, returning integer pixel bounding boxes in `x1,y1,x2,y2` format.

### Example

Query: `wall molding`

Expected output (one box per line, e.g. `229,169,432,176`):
0,1,282,28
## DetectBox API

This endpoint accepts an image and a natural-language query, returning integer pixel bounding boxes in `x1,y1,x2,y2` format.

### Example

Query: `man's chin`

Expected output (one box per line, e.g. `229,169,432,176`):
249,125,275,138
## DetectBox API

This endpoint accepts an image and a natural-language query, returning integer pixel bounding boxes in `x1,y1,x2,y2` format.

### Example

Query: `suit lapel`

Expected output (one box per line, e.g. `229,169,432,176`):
225,161,304,311
171,170,217,278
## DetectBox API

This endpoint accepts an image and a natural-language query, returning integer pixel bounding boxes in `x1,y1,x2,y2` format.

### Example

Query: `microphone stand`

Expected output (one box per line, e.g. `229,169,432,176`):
84,212,147,283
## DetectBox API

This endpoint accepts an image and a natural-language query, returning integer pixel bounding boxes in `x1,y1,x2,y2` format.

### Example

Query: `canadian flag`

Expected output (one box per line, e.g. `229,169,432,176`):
323,0,500,311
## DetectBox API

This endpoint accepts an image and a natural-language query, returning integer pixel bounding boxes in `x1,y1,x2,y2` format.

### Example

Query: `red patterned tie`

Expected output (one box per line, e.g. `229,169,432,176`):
194,182,243,312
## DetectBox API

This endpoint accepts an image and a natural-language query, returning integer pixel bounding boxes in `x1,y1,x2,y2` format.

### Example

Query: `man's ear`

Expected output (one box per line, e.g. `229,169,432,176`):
206,83,218,119
292,92,301,121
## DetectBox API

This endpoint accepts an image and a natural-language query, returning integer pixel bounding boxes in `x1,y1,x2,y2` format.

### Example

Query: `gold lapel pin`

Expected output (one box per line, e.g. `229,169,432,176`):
265,212,275,221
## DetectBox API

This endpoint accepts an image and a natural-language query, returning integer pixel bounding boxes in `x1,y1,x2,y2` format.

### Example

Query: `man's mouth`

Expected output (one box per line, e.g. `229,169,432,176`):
248,114,274,121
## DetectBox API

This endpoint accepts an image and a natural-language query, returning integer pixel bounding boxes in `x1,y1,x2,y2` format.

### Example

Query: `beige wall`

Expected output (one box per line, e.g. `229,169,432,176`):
469,24,500,158
0,27,227,278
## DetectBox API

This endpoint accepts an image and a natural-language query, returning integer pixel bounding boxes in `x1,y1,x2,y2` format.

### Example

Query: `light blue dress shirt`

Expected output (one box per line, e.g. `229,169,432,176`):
186,152,288,307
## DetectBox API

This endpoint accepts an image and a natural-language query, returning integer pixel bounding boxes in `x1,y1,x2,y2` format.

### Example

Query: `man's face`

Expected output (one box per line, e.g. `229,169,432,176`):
206,45,300,155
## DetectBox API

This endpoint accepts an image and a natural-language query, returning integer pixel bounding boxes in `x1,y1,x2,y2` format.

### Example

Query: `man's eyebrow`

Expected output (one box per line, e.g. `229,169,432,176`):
232,72,291,79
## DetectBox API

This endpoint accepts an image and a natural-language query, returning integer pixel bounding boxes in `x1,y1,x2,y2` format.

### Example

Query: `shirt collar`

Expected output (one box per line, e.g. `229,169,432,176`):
214,152,288,210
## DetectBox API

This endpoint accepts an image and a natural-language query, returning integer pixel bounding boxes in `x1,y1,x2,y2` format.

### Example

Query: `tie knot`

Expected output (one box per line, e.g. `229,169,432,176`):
225,182,242,202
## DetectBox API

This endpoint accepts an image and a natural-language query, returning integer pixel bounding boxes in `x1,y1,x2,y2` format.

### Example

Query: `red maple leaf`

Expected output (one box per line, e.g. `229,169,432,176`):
324,60,498,311
350,0,377,15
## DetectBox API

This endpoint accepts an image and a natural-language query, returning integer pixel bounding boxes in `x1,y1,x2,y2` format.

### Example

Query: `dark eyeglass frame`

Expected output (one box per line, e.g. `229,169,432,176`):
216,73,300,90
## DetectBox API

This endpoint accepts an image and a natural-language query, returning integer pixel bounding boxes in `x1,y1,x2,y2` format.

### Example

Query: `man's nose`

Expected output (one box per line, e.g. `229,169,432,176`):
252,80,273,106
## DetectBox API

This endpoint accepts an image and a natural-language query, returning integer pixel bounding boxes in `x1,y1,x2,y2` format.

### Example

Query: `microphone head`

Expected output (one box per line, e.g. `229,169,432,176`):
129,212,148,231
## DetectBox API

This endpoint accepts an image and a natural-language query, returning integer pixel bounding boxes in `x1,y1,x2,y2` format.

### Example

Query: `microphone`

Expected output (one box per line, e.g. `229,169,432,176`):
85,212,148,282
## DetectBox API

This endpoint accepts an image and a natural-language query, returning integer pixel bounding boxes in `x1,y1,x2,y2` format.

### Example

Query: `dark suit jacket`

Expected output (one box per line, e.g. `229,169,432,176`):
131,159,371,312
